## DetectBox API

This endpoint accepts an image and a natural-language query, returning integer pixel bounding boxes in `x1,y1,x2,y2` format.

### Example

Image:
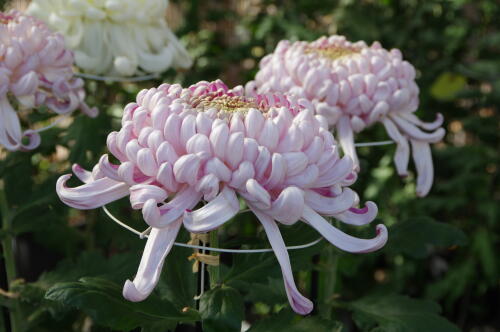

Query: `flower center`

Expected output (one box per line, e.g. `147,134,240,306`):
193,94,259,114
305,45,360,60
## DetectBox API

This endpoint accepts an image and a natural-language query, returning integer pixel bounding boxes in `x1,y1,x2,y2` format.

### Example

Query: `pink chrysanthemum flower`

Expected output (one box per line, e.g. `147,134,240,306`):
56,80,387,315
0,10,96,151
247,35,445,197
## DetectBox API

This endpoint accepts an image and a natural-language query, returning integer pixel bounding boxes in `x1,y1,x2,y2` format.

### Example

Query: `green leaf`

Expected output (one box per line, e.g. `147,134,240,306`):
200,286,244,332
248,309,344,332
384,217,467,258
472,228,497,282
347,294,460,332
430,72,466,101
45,277,199,331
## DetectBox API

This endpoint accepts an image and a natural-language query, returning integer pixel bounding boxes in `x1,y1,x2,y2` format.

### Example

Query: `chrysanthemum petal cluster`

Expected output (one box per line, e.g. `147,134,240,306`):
27,0,192,76
0,10,96,151
57,80,387,315
247,35,445,197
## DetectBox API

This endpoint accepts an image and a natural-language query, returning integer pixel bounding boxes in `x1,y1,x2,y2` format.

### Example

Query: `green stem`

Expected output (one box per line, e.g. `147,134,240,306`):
319,221,340,319
208,230,220,289
0,184,21,332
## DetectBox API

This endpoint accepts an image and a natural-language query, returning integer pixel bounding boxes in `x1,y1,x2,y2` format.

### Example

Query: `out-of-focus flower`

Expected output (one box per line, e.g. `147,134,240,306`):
56,80,387,315
247,35,445,197
27,0,192,77
0,10,96,151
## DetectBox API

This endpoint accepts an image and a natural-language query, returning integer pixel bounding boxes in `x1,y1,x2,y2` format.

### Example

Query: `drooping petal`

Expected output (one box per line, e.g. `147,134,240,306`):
0,98,22,151
411,139,434,197
123,219,182,302
391,115,445,143
400,112,443,131
183,187,239,233
251,209,313,315
302,205,387,253
336,115,359,170
333,201,378,226
382,118,410,176
56,175,129,209
304,188,357,215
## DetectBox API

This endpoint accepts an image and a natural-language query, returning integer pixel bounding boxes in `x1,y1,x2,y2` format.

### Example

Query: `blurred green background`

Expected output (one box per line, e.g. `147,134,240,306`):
0,0,499,331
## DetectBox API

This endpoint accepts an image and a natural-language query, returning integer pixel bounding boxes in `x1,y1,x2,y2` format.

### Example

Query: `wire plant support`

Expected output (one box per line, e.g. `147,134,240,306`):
101,140,394,254
75,72,160,83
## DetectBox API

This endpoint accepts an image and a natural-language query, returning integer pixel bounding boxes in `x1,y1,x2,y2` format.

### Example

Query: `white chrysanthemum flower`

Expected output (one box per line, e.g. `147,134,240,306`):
27,0,192,76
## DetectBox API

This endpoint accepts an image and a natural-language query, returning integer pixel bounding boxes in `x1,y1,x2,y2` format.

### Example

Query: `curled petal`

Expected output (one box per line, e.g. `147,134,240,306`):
156,162,178,192
130,184,167,209
186,133,212,161
229,161,255,189
98,154,122,182
226,132,244,169
0,98,22,151
391,115,445,143
245,108,265,139
209,122,230,160
245,179,271,209
263,153,287,189
302,205,387,253
400,112,444,131
254,146,271,180
196,174,220,201
333,201,378,226
282,152,308,177
107,132,127,162
269,186,304,225
123,219,182,302
156,141,179,165
56,175,129,210
19,130,41,151
411,140,434,197
314,156,353,187
205,157,232,182
304,188,357,215
173,154,200,185
142,186,202,228
71,164,94,183
382,118,410,176
286,164,319,188
183,187,239,233
252,209,313,315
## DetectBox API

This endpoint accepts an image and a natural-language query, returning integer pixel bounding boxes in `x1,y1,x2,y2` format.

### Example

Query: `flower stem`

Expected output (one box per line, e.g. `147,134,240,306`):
208,230,220,288
0,184,21,332
320,219,340,319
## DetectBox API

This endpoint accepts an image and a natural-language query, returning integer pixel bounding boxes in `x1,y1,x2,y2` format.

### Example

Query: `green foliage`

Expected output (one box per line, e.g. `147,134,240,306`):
248,309,344,332
45,277,198,331
200,286,244,332
385,217,467,258
346,294,460,332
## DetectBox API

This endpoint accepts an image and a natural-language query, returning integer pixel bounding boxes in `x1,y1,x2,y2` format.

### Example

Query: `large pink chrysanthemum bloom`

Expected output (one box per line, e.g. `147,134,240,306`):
0,10,96,151
56,80,387,315
247,35,445,197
